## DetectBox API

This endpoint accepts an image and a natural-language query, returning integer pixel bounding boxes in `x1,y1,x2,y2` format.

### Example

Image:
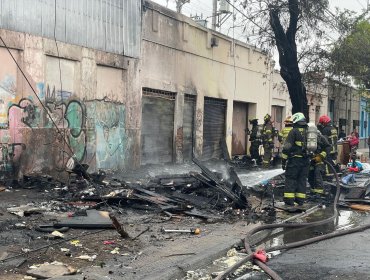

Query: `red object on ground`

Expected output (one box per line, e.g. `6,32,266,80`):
253,249,268,263
103,240,116,245
348,167,359,172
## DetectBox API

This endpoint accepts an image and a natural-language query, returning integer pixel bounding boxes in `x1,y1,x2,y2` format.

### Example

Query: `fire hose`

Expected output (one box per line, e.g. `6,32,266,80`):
215,160,370,280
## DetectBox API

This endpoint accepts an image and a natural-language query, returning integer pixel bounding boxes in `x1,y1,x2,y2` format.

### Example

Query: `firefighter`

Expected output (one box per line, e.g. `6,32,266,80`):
262,113,274,168
278,116,293,145
308,131,331,196
318,115,338,175
248,118,262,164
281,112,309,206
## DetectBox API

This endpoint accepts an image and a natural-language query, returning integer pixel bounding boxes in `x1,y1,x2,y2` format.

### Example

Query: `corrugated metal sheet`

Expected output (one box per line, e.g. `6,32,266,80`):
0,0,141,58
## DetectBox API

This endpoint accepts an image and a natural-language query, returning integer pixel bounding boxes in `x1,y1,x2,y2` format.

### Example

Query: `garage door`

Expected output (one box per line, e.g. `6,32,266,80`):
141,88,175,165
183,94,195,161
203,97,227,160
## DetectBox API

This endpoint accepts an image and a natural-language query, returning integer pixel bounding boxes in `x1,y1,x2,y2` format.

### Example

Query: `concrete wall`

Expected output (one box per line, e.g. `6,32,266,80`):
141,1,273,158
306,82,328,124
327,81,360,135
271,71,292,118
0,29,140,177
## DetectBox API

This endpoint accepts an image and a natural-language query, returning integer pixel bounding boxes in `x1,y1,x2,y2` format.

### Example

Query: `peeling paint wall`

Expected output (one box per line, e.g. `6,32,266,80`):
0,29,139,177
141,1,274,158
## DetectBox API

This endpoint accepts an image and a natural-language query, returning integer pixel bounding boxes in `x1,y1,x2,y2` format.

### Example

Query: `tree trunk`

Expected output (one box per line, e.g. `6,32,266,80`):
269,0,309,122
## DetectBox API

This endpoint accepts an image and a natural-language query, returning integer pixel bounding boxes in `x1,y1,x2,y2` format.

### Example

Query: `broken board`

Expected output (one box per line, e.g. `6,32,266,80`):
55,210,114,229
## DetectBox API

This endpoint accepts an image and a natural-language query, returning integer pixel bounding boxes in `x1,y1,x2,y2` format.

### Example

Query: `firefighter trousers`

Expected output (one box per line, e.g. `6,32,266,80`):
284,157,309,205
249,141,261,163
308,162,325,195
263,143,273,167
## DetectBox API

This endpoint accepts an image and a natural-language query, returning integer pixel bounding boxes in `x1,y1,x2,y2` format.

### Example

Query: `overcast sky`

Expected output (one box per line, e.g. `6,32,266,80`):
153,0,368,21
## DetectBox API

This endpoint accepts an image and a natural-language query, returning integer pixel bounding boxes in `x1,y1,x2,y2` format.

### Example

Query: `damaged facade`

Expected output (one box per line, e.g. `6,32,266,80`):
3,0,358,177
0,0,142,177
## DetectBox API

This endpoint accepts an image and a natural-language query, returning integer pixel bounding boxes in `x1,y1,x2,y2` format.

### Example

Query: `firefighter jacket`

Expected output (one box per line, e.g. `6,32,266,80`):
278,126,293,144
262,121,274,145
313,133,331,163
249,124,261,143
319,124,337,154
282,122,308,160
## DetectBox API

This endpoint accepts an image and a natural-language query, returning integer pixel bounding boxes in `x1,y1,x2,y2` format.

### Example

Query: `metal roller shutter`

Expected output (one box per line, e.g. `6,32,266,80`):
203,97,227,160
183,94,196,161
141,88,175,165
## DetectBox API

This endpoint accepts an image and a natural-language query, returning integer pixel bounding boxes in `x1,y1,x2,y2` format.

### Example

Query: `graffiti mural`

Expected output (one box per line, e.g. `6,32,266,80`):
39,84,88,170
87,101,126,169
0,76,17,128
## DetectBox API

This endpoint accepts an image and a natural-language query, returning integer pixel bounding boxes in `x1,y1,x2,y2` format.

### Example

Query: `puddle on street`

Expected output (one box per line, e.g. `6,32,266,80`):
182,208,366,280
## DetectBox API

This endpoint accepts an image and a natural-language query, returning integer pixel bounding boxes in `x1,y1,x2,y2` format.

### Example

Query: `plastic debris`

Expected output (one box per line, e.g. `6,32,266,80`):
70,240,82,247
76,255,97,261
103,240,116,245
110,247,120,254
51,230,65,238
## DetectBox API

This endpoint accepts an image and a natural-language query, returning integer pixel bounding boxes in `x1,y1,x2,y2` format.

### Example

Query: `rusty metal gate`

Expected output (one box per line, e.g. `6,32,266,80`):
232,102,248,155
202,97,227,160
141,88,176,165
183,94,196,161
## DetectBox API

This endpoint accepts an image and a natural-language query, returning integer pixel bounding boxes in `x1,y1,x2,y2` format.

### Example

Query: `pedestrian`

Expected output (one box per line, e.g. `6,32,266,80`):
367,135,370,158
261,113,275,168
248,118,262,165
281,112,309,206
348,132,359,167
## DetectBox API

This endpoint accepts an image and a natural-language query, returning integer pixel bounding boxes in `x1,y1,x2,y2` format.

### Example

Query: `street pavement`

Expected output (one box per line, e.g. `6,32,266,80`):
268,209,370,279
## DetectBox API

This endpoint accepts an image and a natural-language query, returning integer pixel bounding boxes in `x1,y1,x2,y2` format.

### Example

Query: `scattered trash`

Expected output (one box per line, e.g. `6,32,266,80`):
103,240,116,245
61,248,70,253
110,247,120,254
7,204,44,217
15,222,26,228
0,186,6,192
51,230,65,238
349,204,370,211
70,240,82,247
26,261,76,279
22,248,31,253
161,227,201,235
76,255,97,261
56,210,114,229
342,174,356,185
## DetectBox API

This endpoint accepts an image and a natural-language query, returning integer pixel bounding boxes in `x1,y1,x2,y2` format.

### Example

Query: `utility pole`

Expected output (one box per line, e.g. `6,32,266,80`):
212,0,217,30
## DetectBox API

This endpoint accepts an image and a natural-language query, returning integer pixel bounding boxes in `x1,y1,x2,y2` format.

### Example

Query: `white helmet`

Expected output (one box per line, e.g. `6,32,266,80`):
292,112,306,124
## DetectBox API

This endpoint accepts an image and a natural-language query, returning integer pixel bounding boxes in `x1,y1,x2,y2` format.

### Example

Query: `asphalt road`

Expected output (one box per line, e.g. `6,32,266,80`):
268,211,370,280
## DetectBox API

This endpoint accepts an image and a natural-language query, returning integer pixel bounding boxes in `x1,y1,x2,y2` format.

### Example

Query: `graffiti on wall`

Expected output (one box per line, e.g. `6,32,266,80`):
0,76,17,128
40,84,87,170
1,78,127,174
87,101,126,169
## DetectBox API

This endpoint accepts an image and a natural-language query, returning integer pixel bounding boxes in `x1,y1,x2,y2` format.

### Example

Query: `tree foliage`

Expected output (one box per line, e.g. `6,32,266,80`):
330,20,370,89
237,0,335,119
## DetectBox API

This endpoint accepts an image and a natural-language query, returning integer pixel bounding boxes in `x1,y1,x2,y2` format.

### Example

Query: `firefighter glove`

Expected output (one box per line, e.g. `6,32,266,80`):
314,155,322,163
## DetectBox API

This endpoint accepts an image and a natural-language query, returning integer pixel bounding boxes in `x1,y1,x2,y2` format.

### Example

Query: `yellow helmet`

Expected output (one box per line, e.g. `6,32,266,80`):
284,116,293,124
264,114,271,122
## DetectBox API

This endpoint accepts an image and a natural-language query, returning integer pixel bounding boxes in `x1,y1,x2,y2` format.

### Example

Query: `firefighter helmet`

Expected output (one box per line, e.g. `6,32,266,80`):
319,115,331,125
292,112,306,124
249,118,258,124
284,116,293,125
264,114,271,122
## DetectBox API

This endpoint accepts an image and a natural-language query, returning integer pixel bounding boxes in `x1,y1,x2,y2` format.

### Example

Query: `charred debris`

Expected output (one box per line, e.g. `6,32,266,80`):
1,156,281,226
